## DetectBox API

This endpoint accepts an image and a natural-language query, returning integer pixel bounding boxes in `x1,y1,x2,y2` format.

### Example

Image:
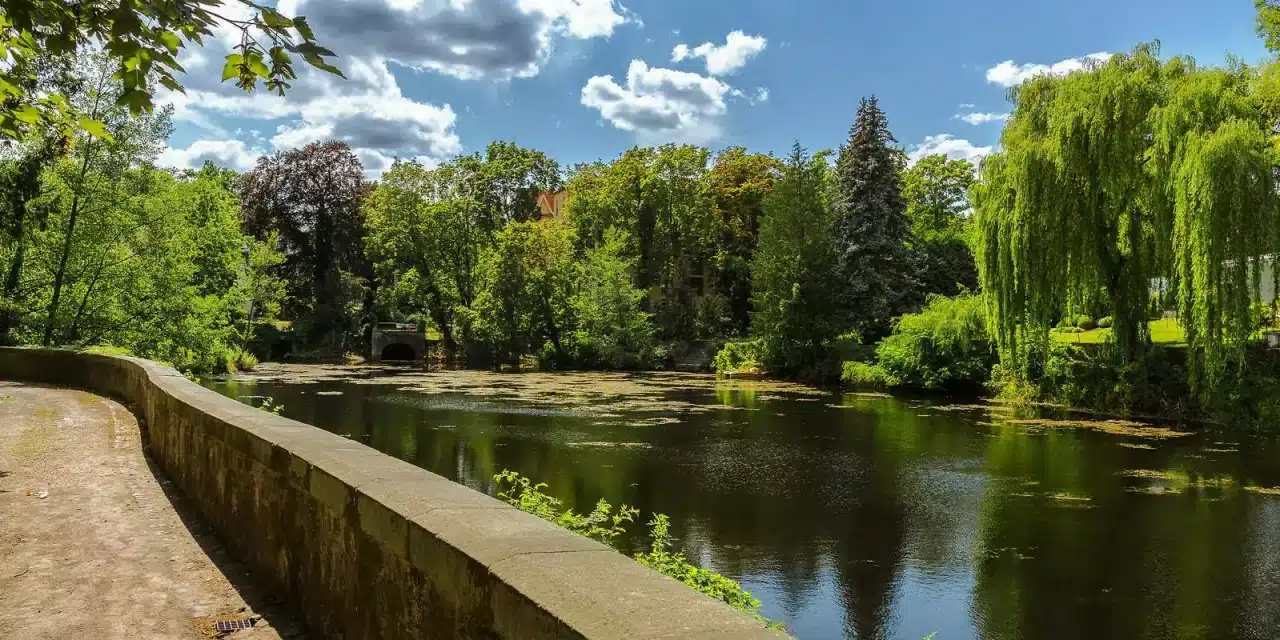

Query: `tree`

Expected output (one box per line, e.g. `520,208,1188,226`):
1258,0,1280,53
236,233,287,348
0,0,340,140
571,227,656,368
707,147,782,335
0,135,61,343
471,141,563,224
240,141,371,349
11,165,251,372
973,43,1280,394
833,96,918,339
750,143,842,378
562,145,718,339
471,220,578,368
365,160,487,354
901,154,978,297
40,54,174,346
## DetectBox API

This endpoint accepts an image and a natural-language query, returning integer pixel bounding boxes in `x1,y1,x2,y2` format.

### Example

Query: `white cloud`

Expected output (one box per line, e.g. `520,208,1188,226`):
985,52,1111,87
159,139,264,172
908,134,992,165
671,30,767,75
158,34,462,176
581,59,738,143
956,111,1009,125
521,0,630,38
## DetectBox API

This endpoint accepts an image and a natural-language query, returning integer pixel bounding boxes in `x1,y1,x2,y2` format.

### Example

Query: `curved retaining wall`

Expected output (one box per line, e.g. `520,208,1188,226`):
0,348,783,639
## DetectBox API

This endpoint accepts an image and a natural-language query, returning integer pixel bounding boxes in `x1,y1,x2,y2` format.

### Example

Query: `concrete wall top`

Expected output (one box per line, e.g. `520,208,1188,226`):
0,348,785,640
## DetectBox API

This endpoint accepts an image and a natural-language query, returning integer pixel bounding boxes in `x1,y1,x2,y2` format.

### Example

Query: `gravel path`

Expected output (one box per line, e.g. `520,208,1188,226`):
0,382,303,639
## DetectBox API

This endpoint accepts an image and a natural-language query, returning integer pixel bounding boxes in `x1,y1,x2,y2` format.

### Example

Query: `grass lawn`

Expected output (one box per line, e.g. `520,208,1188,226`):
1051,318,1186,345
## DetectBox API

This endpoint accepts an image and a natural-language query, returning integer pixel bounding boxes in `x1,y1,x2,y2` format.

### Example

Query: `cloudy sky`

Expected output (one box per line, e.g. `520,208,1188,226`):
159,0,1268,177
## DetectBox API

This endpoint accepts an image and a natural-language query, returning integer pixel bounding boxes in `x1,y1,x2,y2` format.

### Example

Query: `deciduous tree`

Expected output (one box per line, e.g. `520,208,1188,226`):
240,140,372,348
973,44,1280,394
902,154,978,297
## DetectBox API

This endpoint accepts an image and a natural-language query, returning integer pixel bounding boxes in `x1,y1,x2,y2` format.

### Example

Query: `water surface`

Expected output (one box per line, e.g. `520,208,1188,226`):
207,364,1280,640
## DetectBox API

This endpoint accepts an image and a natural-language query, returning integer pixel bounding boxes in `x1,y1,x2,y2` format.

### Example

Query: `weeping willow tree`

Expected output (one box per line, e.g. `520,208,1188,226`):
973,42,1280,396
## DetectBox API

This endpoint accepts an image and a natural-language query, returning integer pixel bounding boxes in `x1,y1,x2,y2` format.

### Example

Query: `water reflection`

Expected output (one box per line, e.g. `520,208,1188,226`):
209,368,1280,640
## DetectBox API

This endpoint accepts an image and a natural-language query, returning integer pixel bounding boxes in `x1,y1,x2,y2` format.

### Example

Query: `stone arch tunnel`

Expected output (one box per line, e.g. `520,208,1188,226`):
371,323,427,362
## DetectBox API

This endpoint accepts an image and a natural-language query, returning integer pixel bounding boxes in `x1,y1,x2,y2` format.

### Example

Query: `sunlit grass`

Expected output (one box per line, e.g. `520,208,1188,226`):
1051,318,1186,345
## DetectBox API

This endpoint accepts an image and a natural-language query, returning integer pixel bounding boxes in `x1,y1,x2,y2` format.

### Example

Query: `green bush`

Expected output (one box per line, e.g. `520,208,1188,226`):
636,514,781,629
841,360,891,389
222,347,259,373
1097,316,1114,329
1075,315,1097,330
493,471,781,629
872,293,995,391
494,471,636,545
712,339,764,374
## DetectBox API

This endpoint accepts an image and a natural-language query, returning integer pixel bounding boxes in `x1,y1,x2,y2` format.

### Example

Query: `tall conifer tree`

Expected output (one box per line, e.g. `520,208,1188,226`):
833,96,918,338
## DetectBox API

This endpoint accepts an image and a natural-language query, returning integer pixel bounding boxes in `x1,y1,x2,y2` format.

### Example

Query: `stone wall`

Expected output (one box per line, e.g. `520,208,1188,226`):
0,348,784,639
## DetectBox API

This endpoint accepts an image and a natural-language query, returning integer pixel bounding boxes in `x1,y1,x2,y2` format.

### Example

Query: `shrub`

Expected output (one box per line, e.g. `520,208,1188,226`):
493,471,781,629
712,339,764,374
873,293,995,391
636,514,781,629
841,361,891,389
494,471,636,545
1097,316,1114,329
258,396,284,415
1075,315,1097,331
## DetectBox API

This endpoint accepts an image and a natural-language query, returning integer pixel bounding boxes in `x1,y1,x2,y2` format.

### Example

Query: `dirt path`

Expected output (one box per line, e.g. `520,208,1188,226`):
0,382,303,640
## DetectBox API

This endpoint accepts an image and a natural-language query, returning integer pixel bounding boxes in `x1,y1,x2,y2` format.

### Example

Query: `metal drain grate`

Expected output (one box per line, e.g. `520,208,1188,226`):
214,618,257,633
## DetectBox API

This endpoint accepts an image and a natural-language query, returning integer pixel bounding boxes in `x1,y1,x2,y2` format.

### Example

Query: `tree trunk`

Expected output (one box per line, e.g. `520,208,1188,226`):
43,70,108,347
0,217,28,345
42,176,87,346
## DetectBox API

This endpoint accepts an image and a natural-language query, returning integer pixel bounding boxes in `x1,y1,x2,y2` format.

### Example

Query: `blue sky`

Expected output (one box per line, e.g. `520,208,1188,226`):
159,0,1269,176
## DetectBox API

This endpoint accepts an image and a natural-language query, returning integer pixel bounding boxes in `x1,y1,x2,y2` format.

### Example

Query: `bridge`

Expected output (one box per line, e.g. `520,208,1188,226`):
0,348,783,640
371,321,429,361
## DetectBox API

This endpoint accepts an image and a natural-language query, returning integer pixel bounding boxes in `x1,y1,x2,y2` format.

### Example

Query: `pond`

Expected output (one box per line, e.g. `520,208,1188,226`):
206,364,1280,640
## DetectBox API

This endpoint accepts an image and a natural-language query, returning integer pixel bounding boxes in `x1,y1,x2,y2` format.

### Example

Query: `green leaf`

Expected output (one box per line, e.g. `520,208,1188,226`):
11,104,40,124
246,52,271,78
158,31,182,55
295,41,337,58
293,16,316,41
221,54,243,82
78,117,114,141
159,76,186,94
259,8,291,28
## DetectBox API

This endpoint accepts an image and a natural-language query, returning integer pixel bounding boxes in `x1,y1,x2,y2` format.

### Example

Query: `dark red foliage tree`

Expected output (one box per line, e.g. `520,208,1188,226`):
239,141,373,347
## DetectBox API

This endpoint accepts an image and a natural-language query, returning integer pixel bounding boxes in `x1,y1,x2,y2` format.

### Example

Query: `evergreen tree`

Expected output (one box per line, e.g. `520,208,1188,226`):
570,227,656,368
833,96,918,339
750,143,842,378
